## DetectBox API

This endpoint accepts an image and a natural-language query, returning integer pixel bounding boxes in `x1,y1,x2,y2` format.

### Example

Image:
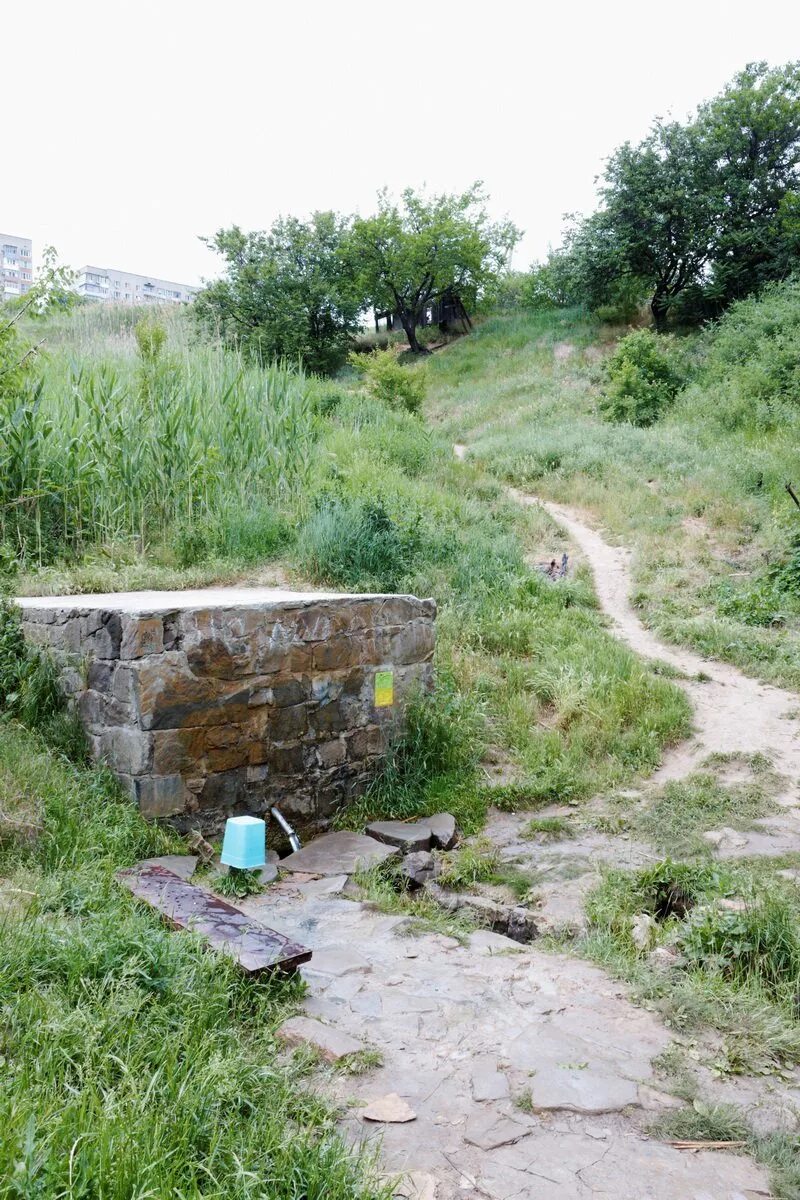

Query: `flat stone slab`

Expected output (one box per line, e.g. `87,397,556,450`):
464,1112,532,1151
117,863,311,974
16,586,387,614
529,1067,640,1114
427,812,457,849
366,820,433,852
141,854,198,880
280,831,398,875
303,947,371,977
276,1015,364,1062
471,1060,510,1102
362,1093,417,1123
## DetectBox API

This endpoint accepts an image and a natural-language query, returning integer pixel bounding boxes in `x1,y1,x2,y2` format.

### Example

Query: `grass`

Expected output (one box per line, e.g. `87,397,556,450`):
650,1104,800,1199
425,295,800,690
629,766,779,857
582,857,800,1076
353,863,479,944
521,815,574,840
0,723,388,1199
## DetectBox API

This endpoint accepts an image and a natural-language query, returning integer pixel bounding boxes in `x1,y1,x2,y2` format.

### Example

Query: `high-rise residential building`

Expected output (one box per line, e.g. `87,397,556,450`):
74,265,199,305
0,233,33,299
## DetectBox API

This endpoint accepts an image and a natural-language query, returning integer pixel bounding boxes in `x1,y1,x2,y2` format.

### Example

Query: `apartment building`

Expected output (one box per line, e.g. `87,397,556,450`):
75,266,198,305
0,233,33,299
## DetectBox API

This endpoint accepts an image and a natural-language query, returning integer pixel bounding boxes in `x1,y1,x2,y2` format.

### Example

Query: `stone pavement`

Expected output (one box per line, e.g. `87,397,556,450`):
243,882,770,1199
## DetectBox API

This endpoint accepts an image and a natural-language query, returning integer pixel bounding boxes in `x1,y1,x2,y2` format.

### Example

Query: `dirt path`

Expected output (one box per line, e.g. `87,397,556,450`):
517,490,800,789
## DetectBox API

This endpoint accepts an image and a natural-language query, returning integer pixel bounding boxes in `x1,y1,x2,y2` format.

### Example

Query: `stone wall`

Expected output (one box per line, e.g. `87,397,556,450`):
17,587,435,830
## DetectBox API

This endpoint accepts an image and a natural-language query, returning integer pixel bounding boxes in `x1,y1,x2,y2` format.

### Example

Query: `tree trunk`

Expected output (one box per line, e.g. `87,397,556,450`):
399,310,428,354
651,288,669,331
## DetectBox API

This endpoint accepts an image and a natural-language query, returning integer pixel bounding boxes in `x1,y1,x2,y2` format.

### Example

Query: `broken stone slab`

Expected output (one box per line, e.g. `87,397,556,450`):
365,820,433,852
529,1067,640,1114
427,812,457,850
255,862,278,885
637,1084,685,1111
464,1112,532,1151
280,831,398,875
291,874,350,897
362,1092,417,1123
276,1015,364,1063
141,854,198,880
117,863,311,974
400,850,436,890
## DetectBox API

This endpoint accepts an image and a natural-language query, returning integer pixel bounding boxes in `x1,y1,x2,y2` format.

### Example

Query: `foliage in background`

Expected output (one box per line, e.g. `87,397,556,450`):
600,329,685,426
196,213,362,375
348,183,520,353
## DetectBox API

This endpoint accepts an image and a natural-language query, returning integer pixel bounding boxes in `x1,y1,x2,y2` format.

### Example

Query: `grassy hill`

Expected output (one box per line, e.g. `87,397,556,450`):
428,288,800,689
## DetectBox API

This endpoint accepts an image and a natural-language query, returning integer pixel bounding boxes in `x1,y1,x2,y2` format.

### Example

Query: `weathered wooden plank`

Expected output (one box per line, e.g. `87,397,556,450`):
117,863,311,975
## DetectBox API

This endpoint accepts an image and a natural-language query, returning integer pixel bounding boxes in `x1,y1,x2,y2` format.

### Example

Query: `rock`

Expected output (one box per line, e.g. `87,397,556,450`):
428,812,457,850
141,854,197,880
529,1067,640,1114
777,869,800,882
718,897,748,912
647,946,684,971
400,850,436,890
255,862,278,884
631,912,657,951
280,831,399,875
464,1112,531,1150
471,1060,510,1101
365,820,432,852
275,1015,364,1063
507,906,537,943
362,1093,417,1123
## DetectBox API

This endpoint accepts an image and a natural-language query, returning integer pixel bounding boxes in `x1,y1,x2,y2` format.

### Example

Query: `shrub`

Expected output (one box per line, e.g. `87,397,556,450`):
296,497,421,591
600,329,684,426
349,348,426,415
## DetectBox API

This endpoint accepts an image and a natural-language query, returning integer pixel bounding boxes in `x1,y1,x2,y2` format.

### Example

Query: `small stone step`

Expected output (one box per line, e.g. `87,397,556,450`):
276,1015,364,1063
280,831,399,875
365,820,432,852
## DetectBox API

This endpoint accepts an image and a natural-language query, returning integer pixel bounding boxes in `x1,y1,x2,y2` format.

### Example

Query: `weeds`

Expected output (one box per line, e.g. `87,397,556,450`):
438,838,499,889
521,815,574,840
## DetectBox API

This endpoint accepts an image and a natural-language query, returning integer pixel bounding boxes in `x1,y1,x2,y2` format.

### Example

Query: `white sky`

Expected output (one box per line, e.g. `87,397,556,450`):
3,0,799,287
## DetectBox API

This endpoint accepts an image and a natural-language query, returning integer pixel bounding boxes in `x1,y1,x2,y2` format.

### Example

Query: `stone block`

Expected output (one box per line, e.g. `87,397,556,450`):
17,588,435,830
276,1015,364,1063
121,616,164,659
100,727,153,775
136,774,186,817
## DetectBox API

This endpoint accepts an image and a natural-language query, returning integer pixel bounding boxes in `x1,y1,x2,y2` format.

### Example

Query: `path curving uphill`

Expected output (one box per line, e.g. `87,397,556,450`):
513,488,800,795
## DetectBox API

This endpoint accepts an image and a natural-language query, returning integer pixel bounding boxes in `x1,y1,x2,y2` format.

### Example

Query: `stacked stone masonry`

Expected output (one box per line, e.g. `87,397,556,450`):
17,588,436,829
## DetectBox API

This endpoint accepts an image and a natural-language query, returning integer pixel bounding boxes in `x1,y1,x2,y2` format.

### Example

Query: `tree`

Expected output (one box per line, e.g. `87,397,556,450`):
195,212,361,375
561,62,800,328
566,121,716,329
27,246,79,315
349,184,520,353
698,62,800,310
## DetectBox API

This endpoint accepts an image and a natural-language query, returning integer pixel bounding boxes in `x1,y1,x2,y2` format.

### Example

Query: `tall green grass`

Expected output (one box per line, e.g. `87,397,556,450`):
1,307,317,565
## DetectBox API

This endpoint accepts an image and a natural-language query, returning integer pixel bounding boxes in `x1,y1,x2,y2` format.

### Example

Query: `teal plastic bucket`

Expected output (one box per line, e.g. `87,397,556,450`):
220,815,266,869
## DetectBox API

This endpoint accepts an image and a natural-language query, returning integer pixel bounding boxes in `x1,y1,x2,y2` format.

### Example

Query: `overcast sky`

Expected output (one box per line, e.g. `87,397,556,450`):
4,1,799,286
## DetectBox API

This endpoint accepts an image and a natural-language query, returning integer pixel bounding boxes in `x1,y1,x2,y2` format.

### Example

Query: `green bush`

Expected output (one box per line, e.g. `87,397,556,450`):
296,497,421,591
600,329,684,426
349,348,426,415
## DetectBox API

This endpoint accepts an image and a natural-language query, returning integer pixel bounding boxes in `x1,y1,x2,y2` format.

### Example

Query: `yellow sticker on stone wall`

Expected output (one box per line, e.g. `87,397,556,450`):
374,670,394,707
